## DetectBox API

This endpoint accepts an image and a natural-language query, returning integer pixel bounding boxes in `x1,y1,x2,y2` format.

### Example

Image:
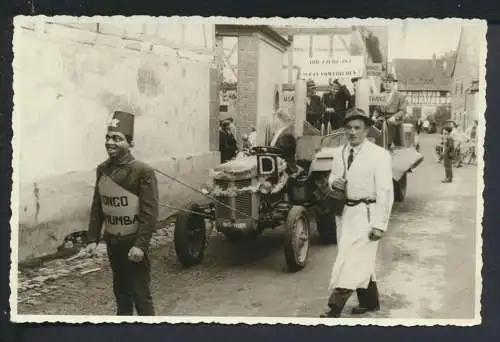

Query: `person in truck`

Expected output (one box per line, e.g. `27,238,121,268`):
373,74,409,148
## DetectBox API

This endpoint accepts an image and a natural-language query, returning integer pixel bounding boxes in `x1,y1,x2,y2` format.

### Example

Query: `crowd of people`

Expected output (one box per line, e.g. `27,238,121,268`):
218,117,258,163
307,74,411,149
436,119,478,183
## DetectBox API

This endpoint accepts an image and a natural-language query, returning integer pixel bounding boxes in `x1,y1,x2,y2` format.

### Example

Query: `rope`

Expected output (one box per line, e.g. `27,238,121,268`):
153,167,257,221
158,203,213,219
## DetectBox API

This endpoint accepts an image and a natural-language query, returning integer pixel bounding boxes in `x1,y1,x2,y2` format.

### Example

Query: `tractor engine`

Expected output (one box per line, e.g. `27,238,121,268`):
207,154,288,235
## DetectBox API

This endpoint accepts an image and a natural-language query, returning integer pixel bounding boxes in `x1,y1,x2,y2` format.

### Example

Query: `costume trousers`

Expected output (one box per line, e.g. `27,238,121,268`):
106,235,155,316
443,154,453,181
386,121,402,147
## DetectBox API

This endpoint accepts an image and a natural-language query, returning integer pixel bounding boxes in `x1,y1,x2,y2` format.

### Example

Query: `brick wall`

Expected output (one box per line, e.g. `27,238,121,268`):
236,34,260,143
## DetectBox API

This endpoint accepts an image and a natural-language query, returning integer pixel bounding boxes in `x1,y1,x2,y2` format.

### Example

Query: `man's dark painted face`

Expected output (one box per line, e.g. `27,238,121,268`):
383,80,394,92
105,131,130,159
345,118,369,146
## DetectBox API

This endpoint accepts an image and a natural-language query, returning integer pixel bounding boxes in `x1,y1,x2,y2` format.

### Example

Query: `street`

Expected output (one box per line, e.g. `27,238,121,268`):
17,134,478,319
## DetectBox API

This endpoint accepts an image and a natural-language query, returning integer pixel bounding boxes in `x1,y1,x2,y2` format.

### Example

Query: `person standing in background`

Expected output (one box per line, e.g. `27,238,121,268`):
306,79,324,130
227,117,238,138
85,110,158,316
442,126,454,183
219,120,238,163
248,126,257,148
464,120,478,164
415,116,424,151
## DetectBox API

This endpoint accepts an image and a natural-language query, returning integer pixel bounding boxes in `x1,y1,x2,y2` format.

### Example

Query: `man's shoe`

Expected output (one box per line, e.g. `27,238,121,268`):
441,179,451,183
320,309,340,318
351,305,380,315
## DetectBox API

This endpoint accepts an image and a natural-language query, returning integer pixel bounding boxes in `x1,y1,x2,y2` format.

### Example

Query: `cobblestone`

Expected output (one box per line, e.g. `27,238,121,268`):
17,222,175,303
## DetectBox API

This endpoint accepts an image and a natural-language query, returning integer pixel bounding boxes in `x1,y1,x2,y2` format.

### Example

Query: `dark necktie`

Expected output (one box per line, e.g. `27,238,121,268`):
347,148,354,170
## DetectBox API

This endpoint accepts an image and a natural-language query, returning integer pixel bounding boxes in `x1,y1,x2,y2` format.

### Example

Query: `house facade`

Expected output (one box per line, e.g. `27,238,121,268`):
450,24,482,131
394,55,453,121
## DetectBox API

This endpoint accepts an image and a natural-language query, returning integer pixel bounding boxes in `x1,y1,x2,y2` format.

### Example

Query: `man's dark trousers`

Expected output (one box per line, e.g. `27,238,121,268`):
326,278,380,316
106,235,155,316
443,153,453,181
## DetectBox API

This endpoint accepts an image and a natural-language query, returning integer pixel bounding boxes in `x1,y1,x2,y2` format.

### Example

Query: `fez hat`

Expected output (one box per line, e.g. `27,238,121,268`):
107,111,135,138
351,76,361,83
343,107,374,127
383,73,397,82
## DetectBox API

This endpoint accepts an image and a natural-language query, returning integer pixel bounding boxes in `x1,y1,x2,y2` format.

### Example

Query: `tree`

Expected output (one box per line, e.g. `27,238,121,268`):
433,105,451,125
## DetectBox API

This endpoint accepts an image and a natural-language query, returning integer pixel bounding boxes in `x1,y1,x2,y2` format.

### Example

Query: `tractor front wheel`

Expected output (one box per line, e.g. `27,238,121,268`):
174,204,207,268
284,206,310,272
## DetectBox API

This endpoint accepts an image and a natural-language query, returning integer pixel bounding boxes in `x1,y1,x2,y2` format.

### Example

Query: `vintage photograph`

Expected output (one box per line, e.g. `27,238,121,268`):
10,16,486,325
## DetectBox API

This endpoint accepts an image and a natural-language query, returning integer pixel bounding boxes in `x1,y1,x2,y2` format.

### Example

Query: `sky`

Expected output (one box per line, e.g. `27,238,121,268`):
387,20,462,61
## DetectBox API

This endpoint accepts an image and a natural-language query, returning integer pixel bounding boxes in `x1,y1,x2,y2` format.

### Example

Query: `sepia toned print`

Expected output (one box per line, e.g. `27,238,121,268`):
10,16,486,325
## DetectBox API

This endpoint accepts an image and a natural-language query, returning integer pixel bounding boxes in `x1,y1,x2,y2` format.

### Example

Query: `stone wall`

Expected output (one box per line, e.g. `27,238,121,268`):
13,18,220,261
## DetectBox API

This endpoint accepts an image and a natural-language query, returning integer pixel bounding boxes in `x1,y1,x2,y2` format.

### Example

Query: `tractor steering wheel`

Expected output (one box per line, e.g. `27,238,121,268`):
250,146,285,155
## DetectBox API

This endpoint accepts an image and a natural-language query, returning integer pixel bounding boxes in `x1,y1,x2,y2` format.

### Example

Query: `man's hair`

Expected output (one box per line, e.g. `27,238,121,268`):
444,126,453,133
276,109,292,124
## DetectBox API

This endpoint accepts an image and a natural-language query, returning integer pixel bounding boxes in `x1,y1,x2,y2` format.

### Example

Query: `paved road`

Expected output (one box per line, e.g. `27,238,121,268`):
17,134,479,319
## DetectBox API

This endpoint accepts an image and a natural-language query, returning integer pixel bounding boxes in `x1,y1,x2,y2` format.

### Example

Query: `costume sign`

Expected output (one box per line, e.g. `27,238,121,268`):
98,175,140,236
366,63,383,77
369,94,389,106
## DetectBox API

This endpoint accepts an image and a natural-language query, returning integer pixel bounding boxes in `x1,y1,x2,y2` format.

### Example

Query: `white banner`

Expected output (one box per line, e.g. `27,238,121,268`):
366,63,383,77
300,56,365,84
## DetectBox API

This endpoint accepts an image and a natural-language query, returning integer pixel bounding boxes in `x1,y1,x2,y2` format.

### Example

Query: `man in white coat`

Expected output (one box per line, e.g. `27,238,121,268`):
320,107,394,318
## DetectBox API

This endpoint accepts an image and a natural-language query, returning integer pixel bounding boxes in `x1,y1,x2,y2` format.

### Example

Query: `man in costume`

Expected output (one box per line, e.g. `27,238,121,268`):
374,74,408,148
305,79,324,129
85,110,159,316
322,79,353,131
321,107,394,318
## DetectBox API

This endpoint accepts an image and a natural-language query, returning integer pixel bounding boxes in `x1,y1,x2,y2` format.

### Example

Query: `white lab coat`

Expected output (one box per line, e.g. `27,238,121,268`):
327,139,394,290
